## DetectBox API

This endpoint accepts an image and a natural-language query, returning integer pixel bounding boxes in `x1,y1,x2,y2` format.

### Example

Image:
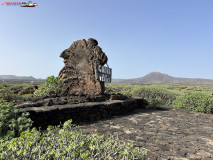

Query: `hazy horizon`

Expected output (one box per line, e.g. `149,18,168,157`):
1,71,213,80
1,0,213,79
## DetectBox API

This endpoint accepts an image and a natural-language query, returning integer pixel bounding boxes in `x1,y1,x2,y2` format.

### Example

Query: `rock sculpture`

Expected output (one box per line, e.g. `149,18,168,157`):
59,38,108,95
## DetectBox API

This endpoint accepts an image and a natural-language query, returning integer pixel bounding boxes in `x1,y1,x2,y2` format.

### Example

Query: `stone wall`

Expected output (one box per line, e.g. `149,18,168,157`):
21,98,147,128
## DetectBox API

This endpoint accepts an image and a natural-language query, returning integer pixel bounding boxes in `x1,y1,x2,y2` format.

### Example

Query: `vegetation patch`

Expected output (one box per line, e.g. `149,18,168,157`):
172,91,213,113
0,88,20,102
0,120,147,160
34,76,65,97
0,83,38,101
106,83,213,113
106,83,178,108
129,86,177,104
0,99,32,141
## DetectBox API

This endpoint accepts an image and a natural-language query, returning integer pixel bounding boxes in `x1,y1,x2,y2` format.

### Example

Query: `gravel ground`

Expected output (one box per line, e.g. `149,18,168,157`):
80,106,213,160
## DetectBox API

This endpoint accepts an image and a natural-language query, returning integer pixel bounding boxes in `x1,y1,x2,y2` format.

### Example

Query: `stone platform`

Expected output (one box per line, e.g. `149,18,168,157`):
21,98,147,128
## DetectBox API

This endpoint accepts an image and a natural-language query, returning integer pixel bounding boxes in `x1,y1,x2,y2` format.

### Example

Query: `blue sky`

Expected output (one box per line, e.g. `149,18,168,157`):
0,0,213,79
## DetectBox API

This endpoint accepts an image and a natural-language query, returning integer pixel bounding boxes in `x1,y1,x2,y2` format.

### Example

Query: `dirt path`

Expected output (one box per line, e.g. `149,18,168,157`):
80,106,213,160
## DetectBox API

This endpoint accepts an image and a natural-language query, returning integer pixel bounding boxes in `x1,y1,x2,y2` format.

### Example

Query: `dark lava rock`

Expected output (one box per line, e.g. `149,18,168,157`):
58,38,108,95
46,99,54,106
110,93,128,100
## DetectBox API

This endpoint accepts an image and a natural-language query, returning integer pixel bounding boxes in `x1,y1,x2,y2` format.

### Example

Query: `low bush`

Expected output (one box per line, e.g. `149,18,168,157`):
106,84,178,108
127,86,178,105
172,91,213,113
145,98,166,109
0,88,22,101
0,120,147,160
0,99,33,141
34,76,65,97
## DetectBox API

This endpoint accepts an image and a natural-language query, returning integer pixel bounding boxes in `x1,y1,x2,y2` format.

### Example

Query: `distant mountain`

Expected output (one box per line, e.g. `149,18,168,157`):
112,72,213,84
0,75,36,80
0,75,46,84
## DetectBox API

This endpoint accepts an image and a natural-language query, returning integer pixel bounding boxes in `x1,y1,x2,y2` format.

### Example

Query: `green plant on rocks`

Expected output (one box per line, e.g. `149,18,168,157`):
34,76,66,97
0,99,32,141
0,120,147,160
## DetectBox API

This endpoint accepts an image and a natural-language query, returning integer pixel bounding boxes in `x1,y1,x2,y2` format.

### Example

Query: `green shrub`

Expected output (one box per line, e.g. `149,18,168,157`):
106,84,178,108
0,88,22,102
34,76,65,97
172,91,213,113
0,99,33,141
146,98,166,109
128,86,178,105
20,94,33,99
0,120,147,160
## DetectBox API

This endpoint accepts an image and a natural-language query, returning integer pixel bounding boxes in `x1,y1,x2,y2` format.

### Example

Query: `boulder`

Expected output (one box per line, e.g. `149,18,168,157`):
59,38,108,95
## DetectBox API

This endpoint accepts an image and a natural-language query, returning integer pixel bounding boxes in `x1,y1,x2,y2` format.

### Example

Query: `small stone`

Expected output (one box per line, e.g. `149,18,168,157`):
176,150,187,157
187,154,202,160
110,94,127,100
196,150,212,158
47,99,54,106
113,132,124,136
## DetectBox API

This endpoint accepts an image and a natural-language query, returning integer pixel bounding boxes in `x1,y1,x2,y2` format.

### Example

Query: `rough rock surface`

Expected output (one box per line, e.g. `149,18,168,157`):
15,94,109,108
59,38,108,95
80,106,213,160
19,98,146,129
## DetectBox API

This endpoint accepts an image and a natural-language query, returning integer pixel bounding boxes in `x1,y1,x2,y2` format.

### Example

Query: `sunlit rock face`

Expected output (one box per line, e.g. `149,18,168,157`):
59,38,108,95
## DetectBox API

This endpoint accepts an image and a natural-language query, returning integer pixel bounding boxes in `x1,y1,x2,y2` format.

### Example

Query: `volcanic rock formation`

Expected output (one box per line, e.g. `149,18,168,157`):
59,38,108,95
